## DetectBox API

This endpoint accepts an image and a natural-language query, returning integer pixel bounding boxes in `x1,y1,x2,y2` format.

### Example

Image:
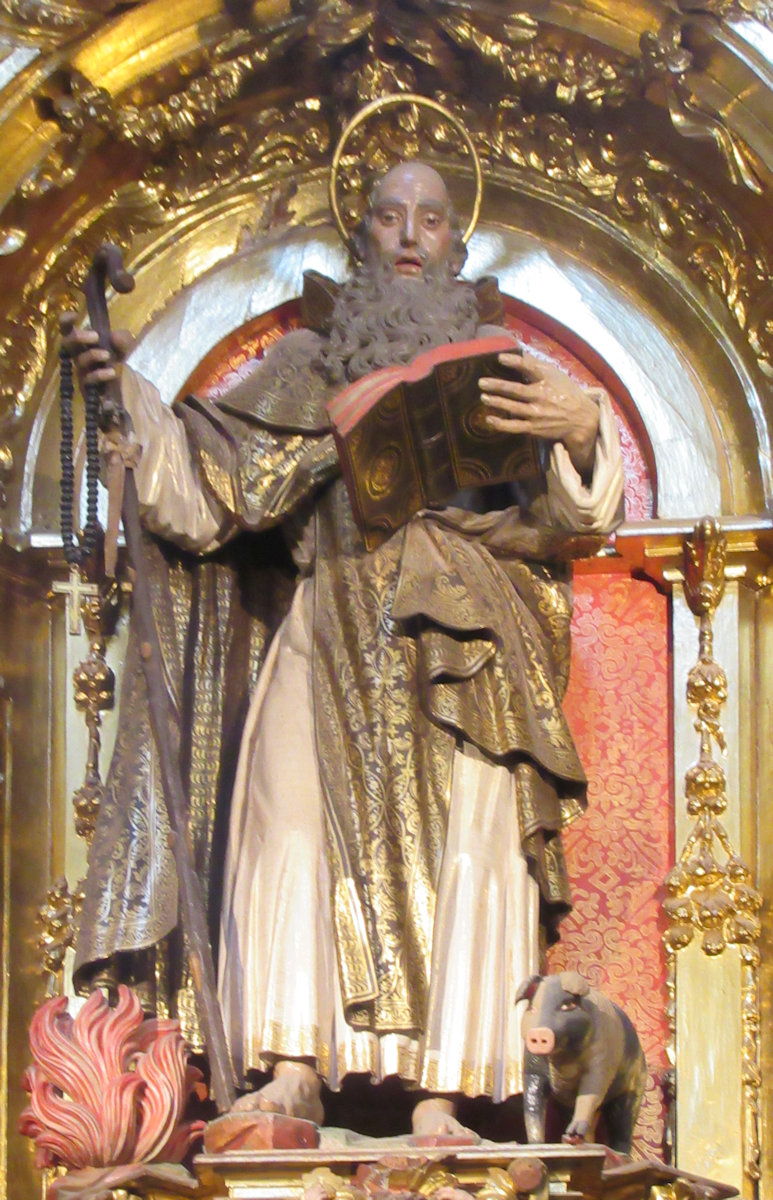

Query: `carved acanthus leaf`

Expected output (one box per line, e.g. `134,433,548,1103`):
1,102,329,431
333,40,418,104
17,9,650,209
438,15,640,109
138,101,330,211
487,106,773,378
53,24,306,154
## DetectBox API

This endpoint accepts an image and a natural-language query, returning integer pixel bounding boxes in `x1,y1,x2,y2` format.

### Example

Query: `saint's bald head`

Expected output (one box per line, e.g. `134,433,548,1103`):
359,161,467,277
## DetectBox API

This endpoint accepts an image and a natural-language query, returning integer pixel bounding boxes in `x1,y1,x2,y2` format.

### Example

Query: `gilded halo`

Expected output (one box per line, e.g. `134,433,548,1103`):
329,94,484,258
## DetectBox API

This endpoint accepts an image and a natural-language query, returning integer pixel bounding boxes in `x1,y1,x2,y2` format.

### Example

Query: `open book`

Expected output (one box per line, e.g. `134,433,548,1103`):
326,335,542,550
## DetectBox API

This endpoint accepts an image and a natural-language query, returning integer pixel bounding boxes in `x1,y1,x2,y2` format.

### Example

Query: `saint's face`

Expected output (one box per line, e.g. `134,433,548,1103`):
367,162,456,278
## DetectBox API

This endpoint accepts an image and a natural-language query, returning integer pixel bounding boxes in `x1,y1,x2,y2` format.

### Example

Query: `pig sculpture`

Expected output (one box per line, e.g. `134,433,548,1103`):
517,971,646,1155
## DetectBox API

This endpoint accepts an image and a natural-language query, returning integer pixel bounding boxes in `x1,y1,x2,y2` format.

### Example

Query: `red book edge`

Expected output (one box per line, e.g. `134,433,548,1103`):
325,334,519,435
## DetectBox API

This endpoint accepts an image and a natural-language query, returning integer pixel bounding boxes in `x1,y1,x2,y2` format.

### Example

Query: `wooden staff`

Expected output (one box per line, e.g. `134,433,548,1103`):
83,244,236,1112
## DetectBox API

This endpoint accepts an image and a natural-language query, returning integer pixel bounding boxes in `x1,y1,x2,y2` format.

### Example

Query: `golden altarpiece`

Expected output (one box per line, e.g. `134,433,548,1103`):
1,3,773,1200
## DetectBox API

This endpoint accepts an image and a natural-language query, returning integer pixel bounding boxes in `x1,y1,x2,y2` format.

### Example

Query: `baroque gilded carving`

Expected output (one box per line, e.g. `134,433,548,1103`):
640,14,763,193
0,4,772,526
71,590,116,844
0,199,155,431
484,106,773,379
13,8,644,210
679,0,773,27
0,100,330,438
0,0,105,41
302,1158,475,1200
53,28,306,153
138,101,331,211
299,1158,553,1200
37,876,83,983
3,93,772,471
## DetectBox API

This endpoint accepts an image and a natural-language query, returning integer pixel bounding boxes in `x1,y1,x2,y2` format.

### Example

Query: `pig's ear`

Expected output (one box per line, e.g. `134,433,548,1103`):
515,975,542,1004
559,971,590,998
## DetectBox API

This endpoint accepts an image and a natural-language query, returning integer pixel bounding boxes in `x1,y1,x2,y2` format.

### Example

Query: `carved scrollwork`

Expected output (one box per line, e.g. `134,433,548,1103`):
489,106,619,197
0,0,98,39
488,106,773,379
0,101,331,438
301,1158,548,1200
333,35,419,105
439,15,640,109
679,0,773,27
1,8,771,507
138,102,331,211
640,14,763,193
17,7,645,211
51,27,306,154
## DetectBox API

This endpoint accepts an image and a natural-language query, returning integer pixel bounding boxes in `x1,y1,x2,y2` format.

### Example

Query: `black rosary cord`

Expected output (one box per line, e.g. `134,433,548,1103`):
59,348,101,565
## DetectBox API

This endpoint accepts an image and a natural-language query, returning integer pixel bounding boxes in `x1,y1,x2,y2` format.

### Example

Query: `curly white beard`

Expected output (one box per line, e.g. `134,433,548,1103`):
317,259,481,386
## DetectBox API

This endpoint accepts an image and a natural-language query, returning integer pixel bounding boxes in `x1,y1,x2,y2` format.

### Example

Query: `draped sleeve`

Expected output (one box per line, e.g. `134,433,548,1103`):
121,328,340,551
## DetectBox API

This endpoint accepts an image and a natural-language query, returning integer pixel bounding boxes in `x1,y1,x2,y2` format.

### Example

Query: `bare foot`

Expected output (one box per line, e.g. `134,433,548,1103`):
232,1060,324,1124
411,1098,478,1141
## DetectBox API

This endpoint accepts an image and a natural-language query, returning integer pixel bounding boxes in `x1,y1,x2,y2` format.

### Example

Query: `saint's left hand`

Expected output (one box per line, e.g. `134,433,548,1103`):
479,350,600,476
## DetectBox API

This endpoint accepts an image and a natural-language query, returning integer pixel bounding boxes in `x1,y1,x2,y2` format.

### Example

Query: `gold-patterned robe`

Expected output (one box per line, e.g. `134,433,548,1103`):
74,274,624,1093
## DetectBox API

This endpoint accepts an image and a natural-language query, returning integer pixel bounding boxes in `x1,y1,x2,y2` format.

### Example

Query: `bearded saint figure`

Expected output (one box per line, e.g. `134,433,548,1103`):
72,160,624,1135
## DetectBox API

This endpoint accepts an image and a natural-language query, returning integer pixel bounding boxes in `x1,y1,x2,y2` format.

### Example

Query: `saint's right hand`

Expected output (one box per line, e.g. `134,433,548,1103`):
59,312,135,389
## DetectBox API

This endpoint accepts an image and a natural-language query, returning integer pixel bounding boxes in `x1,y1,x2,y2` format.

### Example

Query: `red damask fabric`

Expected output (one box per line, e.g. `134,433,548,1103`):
556,573,671,1159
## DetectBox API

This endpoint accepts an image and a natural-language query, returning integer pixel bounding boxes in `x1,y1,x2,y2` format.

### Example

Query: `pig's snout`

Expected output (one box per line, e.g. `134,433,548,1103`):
526,1027,555,1054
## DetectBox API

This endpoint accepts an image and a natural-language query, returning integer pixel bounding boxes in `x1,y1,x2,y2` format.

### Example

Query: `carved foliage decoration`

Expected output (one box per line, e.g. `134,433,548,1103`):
0,0,106,41
0,99,329,446
485,106,773,381
17,7,641,206
640,15,763,194
19,985,205,1175
679,0,773,28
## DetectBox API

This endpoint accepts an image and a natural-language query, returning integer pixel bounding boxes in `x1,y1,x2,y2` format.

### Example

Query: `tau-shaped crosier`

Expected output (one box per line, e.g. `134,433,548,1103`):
517,971,646,1154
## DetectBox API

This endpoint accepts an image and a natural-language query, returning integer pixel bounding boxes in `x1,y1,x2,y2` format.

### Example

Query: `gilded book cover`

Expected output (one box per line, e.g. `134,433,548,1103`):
326,335,542,549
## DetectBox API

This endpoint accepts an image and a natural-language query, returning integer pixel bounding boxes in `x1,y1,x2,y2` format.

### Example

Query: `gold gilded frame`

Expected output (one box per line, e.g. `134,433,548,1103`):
1,4,773,1198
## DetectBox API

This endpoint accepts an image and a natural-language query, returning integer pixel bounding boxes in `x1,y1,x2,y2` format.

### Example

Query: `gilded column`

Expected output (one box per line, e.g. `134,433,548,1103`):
666,520,761,1193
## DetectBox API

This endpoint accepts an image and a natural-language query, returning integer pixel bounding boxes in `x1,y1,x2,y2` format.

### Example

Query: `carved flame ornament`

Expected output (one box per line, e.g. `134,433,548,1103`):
18,985,205,1187
663,517,762,1179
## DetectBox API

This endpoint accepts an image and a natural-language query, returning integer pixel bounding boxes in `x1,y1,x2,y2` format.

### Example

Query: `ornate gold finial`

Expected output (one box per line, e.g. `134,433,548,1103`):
71,590,116,844
662,517,762,1179
37,877,83,985
683,516,727,619
329,94,483,258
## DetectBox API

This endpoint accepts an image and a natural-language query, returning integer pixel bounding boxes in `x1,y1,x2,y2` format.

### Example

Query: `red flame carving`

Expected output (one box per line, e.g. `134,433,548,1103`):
19,986,206,1170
